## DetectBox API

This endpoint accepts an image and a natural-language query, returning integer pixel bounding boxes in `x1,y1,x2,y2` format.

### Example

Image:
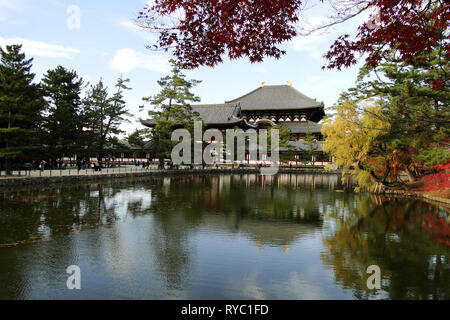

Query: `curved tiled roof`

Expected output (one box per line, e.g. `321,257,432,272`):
191,103,242,125
141,103,243,127
226,85,324,111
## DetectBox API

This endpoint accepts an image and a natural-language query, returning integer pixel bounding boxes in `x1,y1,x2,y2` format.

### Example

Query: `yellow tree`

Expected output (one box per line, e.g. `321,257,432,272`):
322,99,393,191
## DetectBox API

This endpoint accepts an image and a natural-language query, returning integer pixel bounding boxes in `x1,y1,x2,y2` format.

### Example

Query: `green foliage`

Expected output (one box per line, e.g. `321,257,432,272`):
415,146,450,167
275,125,296,162
354,46,449,167
141,60,201,167
0,44,44,173
41,65,84,158
127,128,152,150
303,131,319,159
83,76,131,160
325,44,449,190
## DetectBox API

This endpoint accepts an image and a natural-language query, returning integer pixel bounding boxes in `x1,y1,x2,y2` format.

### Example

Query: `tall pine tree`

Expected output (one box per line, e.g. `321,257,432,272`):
41,65,84,161
0,44,44,174
141,59,201,169
83,77,131,162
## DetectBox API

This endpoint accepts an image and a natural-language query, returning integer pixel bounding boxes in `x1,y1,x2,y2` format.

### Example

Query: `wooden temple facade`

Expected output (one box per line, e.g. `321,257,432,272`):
142,83,329,164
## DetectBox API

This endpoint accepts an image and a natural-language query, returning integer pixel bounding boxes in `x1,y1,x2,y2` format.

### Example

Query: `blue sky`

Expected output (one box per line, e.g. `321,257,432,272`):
1,0,367,135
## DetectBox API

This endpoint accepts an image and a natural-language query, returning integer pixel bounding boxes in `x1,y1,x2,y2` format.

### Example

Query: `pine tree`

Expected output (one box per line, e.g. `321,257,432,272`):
0,44,44,174
352,46,450,177
83,77,131,162
303,131,319,162
141,59,201,169
41,65,84,161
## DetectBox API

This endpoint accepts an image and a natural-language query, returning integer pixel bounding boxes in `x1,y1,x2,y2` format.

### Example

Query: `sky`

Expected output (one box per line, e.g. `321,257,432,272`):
0,0,368,136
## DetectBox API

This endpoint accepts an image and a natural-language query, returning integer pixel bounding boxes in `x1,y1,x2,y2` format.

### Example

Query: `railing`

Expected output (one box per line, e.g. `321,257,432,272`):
0,165,160,178
0,160,332,178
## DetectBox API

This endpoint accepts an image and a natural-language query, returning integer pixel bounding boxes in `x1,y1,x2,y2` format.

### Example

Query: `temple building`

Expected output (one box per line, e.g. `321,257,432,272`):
142,82,329,164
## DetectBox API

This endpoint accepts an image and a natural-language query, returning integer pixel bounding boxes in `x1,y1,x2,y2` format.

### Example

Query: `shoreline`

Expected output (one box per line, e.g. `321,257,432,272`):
0,167,338,188
2,168,448,206
375,188,450,207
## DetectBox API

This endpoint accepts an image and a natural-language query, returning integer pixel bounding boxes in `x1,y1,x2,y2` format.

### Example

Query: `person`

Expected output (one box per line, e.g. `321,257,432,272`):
39,160,46,172
77,159,82,172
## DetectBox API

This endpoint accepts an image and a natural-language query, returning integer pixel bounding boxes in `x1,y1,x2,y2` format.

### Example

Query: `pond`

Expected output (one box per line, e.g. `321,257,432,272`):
0,174,449,299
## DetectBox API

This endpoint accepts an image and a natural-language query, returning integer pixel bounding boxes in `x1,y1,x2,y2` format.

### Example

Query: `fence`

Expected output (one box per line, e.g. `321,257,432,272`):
0,161,332,178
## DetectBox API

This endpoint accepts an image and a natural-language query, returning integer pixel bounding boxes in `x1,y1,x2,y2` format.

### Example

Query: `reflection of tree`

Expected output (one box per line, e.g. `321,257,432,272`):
144,174,345,289
147,179,199,290
0,182,153,246
322,195,450,299
424,215,450,248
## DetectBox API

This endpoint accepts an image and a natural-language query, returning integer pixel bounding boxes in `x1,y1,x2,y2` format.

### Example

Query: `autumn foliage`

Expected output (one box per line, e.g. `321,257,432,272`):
424,215,450,247
139,0,302,68
138,0,450,69
324,0,450,69
421,162,450,193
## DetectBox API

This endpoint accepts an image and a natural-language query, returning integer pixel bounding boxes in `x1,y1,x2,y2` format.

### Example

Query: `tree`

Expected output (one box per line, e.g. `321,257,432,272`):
127,128,152,157
0,44,44,174
41,66,84,161
303,131,319,163
352,47,450,172
322,99,392,191
83,77,131,162
324,41,449,191
137,0,449,70
140,59,201,169
127,128,152,150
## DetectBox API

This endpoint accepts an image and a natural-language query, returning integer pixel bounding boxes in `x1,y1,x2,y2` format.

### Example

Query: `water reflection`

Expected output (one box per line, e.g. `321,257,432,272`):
0,174,448,299
322,194,450,299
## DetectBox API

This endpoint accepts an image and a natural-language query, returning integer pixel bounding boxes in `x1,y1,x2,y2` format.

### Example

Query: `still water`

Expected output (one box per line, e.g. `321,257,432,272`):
0,174,449,300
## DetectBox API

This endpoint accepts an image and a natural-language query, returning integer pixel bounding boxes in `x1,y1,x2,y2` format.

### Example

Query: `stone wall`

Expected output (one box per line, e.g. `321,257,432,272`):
0,168,336,188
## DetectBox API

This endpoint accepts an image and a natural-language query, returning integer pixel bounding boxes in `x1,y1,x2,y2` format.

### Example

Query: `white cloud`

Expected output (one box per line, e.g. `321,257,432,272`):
0,0,16,9
0,37,80,58
292,32,329,60
110,48,169,74
292,8,370,60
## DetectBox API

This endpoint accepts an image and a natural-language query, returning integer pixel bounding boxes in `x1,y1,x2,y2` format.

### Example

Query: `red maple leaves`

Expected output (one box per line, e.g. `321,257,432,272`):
422,162,450,193
138,0,449,70
139,0,302,68
324,0,450,69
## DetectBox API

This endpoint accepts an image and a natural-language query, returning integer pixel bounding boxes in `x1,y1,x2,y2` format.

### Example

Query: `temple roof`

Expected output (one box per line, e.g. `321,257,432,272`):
141,103,243,127
226,85,324,111
191,103,242,125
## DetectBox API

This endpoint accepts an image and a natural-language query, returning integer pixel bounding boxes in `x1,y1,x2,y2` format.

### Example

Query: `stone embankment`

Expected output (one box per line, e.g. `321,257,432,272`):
0,168,336,188
377,188,450,206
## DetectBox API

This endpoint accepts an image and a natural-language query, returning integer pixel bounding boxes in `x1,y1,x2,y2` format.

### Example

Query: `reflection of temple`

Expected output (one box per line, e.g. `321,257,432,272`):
155,174,333,253
142,83,328,161
201,213,320,252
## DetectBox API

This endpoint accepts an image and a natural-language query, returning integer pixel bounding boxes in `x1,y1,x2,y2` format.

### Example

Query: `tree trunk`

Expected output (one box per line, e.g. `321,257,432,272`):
158,157,164,170
5,158,11,175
